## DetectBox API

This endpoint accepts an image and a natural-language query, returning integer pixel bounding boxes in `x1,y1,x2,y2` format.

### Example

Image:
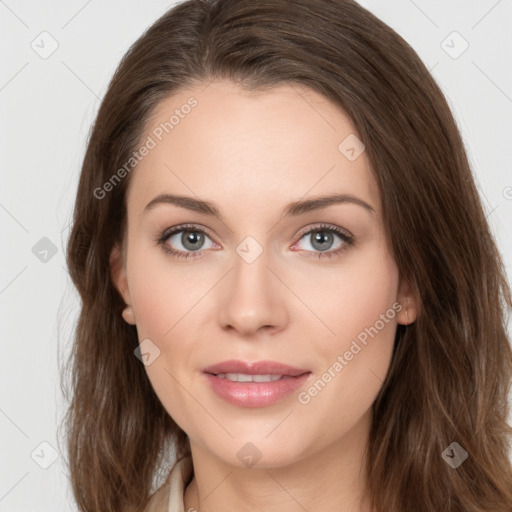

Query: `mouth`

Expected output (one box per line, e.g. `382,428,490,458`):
202,359,310,377
202,360,312,408
212,373,294,382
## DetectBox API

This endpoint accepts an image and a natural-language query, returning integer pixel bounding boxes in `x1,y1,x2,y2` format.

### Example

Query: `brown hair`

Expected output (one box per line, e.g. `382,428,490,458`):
61,0,512,510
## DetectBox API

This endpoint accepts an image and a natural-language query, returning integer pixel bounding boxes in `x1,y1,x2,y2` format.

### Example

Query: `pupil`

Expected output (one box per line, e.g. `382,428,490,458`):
183,231,203,250
313,231,332,251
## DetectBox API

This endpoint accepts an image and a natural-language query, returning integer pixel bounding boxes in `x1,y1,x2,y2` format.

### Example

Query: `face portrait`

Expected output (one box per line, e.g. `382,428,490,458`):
110,79,416,481
56,0,512,509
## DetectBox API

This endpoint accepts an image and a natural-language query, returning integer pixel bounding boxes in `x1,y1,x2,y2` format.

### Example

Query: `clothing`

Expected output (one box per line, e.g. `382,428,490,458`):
144,456,194,512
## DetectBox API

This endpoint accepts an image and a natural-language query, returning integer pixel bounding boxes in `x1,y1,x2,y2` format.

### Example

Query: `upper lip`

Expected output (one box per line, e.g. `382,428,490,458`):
202,359,310,377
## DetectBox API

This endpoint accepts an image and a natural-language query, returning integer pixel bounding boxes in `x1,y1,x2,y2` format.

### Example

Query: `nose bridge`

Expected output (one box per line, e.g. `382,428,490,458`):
217,233,287,335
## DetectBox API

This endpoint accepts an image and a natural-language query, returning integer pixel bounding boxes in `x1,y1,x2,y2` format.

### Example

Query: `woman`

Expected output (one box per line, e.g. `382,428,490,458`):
62,0,512,510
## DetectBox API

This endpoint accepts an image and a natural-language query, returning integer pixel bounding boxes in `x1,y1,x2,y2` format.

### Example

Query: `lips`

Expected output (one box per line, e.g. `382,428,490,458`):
202,359,309,377
202,359,312,408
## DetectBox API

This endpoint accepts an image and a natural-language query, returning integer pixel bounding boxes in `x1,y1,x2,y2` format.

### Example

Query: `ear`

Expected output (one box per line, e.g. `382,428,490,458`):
396,276,417,325
110,243,136,325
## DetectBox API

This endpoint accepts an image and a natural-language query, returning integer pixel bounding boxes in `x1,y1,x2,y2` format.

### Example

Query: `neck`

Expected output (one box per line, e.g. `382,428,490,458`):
184,411,374,512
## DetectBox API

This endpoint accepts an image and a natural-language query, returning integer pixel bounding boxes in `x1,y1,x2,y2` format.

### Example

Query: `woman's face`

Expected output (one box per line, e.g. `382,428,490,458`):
111,80,415,468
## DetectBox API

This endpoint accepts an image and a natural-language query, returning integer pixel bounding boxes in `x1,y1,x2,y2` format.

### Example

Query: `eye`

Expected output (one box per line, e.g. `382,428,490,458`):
292,223,354,259
155,224,217,260
155,223,355,260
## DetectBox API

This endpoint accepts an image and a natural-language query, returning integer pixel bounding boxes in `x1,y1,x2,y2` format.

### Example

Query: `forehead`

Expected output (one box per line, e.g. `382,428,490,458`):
126,80,379,220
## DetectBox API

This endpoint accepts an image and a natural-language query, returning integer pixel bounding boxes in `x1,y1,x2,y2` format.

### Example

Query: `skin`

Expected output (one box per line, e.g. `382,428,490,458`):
110,80,417,512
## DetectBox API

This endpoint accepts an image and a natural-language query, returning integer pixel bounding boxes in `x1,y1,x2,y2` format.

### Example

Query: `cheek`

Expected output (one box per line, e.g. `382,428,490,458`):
295,242,399,415
130,284,172,342
300,255,398,426
296,238,400,351
126,253,196,431
125,246,205,417
127,244,190,340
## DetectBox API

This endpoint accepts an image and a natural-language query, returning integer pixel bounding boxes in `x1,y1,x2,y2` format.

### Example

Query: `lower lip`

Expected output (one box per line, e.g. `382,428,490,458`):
203,372,311,408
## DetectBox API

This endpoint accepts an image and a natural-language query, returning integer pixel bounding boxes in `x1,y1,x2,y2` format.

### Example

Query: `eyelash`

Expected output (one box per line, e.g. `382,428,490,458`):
154,223,355,260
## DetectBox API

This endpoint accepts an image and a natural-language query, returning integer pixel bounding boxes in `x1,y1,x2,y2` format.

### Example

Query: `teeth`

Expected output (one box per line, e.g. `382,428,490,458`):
216,373,283,382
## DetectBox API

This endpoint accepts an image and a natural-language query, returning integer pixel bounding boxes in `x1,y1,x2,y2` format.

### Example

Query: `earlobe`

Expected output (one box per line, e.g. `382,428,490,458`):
121,305,136,325
397,277,418,325
109,243,136,324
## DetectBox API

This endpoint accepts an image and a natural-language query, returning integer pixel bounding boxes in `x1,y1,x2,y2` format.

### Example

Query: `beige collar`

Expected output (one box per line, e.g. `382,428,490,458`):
167,456,194,512
144,456,193,512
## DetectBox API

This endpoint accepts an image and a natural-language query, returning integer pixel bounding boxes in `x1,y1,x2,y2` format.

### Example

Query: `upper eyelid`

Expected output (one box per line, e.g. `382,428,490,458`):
162,223,216,241
296,223,352,239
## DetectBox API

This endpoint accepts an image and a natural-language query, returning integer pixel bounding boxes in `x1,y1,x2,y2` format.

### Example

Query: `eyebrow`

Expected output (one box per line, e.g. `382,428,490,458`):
143,193,375,218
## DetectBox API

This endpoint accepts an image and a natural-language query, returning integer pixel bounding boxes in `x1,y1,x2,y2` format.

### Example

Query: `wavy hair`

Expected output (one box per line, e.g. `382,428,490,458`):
61,0,512,510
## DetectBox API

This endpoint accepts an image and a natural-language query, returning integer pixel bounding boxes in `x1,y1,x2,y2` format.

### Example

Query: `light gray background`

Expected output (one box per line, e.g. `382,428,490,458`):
1,1,511,510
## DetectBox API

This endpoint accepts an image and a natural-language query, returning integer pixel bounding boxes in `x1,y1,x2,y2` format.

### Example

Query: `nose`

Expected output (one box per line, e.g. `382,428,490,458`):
217,247,288,338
